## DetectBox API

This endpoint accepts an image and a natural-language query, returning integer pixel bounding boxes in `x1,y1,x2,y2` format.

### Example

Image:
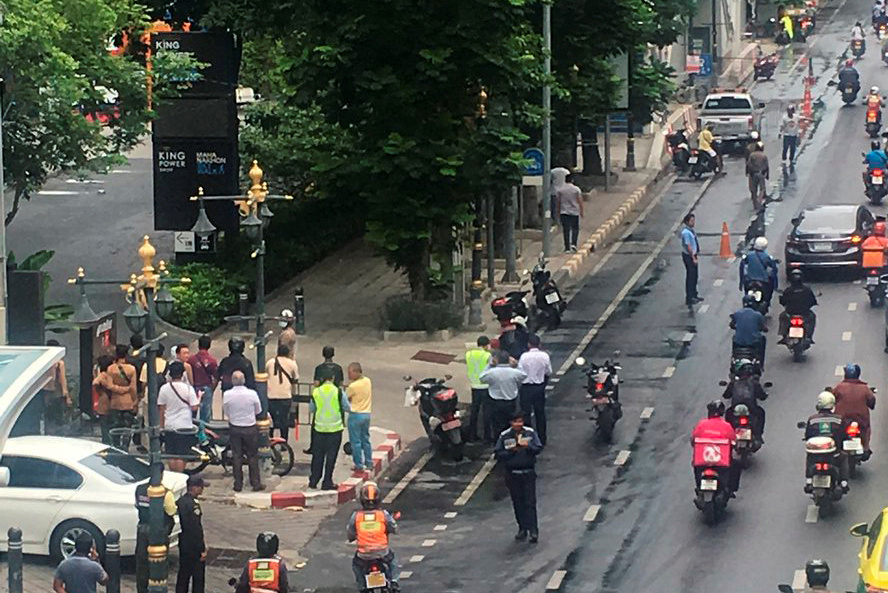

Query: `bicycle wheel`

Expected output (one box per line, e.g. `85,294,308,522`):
271,442,295,476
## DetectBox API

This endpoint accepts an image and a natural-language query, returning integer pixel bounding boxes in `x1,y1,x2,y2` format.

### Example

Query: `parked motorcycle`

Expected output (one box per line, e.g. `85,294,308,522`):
405,375,464,461
852,38,866,58
864,268,888,307
666,128,691,172
753,52,779,81
184,421,295,477
796,422,846,513
694,466,731,525
782,313,813,361
527,256,565,332
866,107,882,138
491,290,529,325
575,354,622,443
689,139,723,180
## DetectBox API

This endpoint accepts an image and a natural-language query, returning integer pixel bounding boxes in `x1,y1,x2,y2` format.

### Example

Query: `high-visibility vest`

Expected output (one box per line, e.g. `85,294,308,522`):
312,382,344,433
465,348,491,389
862,237,888,269
355,510,389,556
247,558,281,593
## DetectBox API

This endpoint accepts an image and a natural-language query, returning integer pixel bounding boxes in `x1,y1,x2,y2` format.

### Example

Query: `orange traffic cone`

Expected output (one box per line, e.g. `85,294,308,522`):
719,222,732,259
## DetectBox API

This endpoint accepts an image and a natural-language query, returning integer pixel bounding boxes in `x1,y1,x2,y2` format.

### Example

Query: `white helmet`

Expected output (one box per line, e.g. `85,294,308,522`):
750,130,760,141
512,315,527,327
753,236,768,251
278,308,294,328
816,391,836,411
872,86,880,95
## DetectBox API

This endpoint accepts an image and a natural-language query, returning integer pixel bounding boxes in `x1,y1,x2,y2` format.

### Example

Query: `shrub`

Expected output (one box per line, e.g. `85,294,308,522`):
381,295,463,332
164,263,247,333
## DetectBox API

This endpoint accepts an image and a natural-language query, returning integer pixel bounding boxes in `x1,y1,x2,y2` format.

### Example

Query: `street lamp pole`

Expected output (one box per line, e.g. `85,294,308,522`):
542,0,552,258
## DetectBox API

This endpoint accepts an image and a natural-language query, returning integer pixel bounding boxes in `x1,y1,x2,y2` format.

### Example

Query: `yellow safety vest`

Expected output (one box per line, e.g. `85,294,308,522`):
312,382,344,433
465,348,491,389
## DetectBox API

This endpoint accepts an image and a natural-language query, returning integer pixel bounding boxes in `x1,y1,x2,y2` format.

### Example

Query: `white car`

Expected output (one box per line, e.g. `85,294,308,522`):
0,436,186,560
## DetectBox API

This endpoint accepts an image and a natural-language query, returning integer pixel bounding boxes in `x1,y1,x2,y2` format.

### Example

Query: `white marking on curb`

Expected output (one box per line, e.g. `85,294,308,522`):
583,504,601,522
842,331,852,341
835,365,844,377
805,505,819,523
444,511,457,519
37,190,80,196
849,302,858,311
713,279,724,286
433,524,447,531
640,407,654,419
698,304,710,313
682,332,694,342
546,570,567,590
110,169,132,174
792,569,806,590
454,455,497,506
662,366,675,378
421,539,436,547
383,450,433,504
409,555,425,563
400,571,413,580
614,450,631,466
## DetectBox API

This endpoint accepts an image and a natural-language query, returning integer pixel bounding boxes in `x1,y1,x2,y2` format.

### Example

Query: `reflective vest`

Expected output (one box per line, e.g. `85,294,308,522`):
465,348,491,389
247,558,281,593
780,15,794,37
312,382,344,433
355,510,389,556
862,236,888,268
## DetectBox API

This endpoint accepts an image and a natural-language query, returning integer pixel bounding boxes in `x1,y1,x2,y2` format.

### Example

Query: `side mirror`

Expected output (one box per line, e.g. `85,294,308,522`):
228,579,238,587
575,357,586,366
0,466,8,487
403,375,412,382
791,216,802,226
863,152,868,158
777,586,794,593
757,102,766,109
764,381,773,388
796,420,806,429
874,387,879,394
850,522,869,537
718,380,728,387
827,80,837,87
444,374,453,381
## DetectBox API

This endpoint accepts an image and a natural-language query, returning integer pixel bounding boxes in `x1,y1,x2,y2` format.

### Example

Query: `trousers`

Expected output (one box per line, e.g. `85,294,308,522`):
197,386,213,423
310,430,342,487
347,412,372,468
682,253,699,304
519,383,547,445
782,135,798,162
175,554,205,593
268,399,291,442
468,388,489,442
561,214,580,250
505,470,538,532
489,398,518,439
229,424,261,490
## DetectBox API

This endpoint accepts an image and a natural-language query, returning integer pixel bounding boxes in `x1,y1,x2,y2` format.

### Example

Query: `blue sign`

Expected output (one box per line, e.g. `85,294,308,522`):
523,148,545,176
699,53,713,77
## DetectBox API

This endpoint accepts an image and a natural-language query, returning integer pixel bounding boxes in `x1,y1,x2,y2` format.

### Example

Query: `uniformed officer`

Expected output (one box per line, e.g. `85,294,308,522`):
176,475,206,593
494,411,543,543
135,463,177,593
234,532,289,593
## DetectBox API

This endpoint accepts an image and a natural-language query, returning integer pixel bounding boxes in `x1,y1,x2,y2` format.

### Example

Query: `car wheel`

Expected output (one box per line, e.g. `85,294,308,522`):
50,519,104,563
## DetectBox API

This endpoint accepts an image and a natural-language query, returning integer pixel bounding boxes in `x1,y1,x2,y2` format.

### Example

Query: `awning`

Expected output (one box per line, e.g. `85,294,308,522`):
0,346,65,456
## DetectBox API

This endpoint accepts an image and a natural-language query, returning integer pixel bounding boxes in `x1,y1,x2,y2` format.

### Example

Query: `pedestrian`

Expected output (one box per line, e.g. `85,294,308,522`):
52,532,107,593
188,335,219,423
266,343,298,442
128,334,145,399
518,334,552,445
745,140,769,210
278,309,297,361
222,371,265,492
173,343,195,385
555,171,584,253
176,475,207,593
494,411,543,543
479,350,527,437
135,463,177,593
780,105,800,164
91,355,117,444
307,345,344,454
219,337,256,393
465,335,493,442
139,343,170,439
44,338,70,407
309,374,350,490
550,166,571,225
107,344,138,449
158,361,199,473
681,213,702,307
345,362,373,471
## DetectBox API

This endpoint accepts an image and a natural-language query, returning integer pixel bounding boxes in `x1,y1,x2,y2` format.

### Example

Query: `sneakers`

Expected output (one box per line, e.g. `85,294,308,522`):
322,483,338,491
515,530,528,541
252,484,266,492
529,531,539,544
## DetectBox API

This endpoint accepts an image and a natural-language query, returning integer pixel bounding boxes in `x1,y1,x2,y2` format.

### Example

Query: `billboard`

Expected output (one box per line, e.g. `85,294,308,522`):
151,31,239,98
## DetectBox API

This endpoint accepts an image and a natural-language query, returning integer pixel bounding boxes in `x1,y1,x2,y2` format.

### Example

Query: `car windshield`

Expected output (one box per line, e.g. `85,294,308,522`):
704,96,753,110
797,209,856,233
79,448,151,484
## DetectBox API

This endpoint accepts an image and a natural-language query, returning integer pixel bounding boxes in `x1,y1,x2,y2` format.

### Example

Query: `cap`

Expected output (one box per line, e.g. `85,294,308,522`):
187,475,206,488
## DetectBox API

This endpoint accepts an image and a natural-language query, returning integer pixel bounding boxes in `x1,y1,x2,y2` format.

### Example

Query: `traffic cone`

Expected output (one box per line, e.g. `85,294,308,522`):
719,222,732,258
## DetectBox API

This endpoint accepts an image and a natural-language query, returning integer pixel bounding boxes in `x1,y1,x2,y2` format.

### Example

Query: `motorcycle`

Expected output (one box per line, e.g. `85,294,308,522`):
842,83,860,105
866,107,882,138
865,268,888,306
689,139,723,180
883,44,888,65
720,371,771,468
729,346,763,378
753,52,779,81
796,422,846,513
845,421,866,477
356,556,395,593
852,38,866,58
405,375,464,461
727,404,762,468
184,421,295,477
782,313,813,361
865,165,888,205
880,22,888,39
694,466,731,525
491,290,529,325
744,279,771,315
527,256,566,332
666,128,691,172
575,354,622,443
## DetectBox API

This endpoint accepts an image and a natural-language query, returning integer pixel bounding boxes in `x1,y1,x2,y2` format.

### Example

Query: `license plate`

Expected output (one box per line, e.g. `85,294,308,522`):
736,428,752,440
545,292,561,304
875,176,885,185
441,419,461,431
590,397,609,405
809,242,833,252
812,474,831,488
788,326,804,338
869,113,878,123
688,156,698,164
700,479,718,491
365,572,387,589
747,290,762,301
868,276,880,285
844,438,863,452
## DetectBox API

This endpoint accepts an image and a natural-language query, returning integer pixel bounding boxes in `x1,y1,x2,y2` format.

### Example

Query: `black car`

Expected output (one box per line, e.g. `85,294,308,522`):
785,204,875,271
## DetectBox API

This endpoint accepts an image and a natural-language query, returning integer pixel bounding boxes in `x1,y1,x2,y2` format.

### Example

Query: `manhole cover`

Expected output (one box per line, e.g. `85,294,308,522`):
411,350,456,365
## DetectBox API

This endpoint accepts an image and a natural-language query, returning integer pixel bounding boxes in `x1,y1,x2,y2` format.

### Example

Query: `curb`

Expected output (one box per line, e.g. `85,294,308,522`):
232,429,403,510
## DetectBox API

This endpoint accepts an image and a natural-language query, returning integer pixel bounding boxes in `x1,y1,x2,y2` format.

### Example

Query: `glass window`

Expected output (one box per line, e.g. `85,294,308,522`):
703,96,753,110
798,208,857,232
79,449,151,485
0,456,83,489
869,513,883,558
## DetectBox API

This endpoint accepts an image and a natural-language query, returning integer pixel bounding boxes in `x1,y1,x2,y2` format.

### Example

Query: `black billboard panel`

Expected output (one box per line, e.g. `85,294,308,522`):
153,140,240,231
153,97,237,139
151,31,239,98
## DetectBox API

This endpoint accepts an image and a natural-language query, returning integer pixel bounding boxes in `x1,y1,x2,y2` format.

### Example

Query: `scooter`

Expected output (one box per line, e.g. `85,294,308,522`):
405,375,464,461
852,38,866,58
666,128,691,172
865,165,888,205
689,139,723,180
727,403,762,468
796,422,846,514
753,52,779,81
575,354,622,443
184,421,295,477
866,107,882,138
829,78,860,105
355,555,395,593
527,256,565,332
694,466,731,525
782,313,813,361
864,268,888,307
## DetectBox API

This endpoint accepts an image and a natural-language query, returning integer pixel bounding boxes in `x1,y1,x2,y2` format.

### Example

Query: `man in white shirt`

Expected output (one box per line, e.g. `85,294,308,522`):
157,361,199,473
480,350,528,437
222,371,264,492
518,335,552,445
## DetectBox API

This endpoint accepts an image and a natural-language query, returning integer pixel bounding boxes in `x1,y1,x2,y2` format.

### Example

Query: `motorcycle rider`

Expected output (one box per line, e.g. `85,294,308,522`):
498,316,530,361
739,236,779,307
833,364,876,460
866,86,885,124
697,123,721,173
862,220,888,276
744,130,761,160
863,140,888,188
722,358,768,441
234,532,290,593
778,267,817,343
852,21,867,53
347,481,400,591
838,59,860,96
745,140,769,210
730,295,767,368
690,401,739,496
803,392,849,494
802,559,839,592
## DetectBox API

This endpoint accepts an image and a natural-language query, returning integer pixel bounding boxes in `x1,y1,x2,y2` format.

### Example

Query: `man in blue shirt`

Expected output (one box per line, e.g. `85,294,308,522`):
681,213,702,307
863,140,888,188
739,236,778,306
730,295,767,368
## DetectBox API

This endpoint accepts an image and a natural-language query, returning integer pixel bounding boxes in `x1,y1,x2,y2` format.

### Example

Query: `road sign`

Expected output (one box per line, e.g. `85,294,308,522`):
699,54,713,77
174,232,196,253
523,148,545,176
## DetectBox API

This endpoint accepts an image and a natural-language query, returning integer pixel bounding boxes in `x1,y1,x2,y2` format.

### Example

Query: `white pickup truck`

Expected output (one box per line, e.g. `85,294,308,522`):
698,91,766,148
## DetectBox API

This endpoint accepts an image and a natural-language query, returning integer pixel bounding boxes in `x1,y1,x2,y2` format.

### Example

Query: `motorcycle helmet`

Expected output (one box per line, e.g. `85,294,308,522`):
733,403,750,417
512,315,527,327
278,308,294,329
750,130,760,141
256,532,279,557
816,391,836,411
755,141,764,151
805,559,830,587
228,336,245,355
872,85,881,95
873,140,882,151
876,220,887,236
359,481,381,510
706,400,726,418
742,294,757,308
753,236,768,251
788,267,804,284
844,363,862,379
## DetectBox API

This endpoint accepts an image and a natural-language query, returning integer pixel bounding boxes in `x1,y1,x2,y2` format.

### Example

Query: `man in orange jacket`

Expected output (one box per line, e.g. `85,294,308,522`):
862,220,888,270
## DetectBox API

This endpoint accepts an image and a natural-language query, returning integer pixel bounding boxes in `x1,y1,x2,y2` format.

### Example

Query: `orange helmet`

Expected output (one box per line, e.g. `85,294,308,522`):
359,481,381,509
875,221,887,237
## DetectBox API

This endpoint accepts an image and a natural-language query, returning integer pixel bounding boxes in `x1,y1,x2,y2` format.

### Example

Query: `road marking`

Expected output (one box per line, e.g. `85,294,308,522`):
728,256,736,263
835,365,844,377
792,569,807,590
454,455,497,506
662,366,675,378
682,332,694,342
614,450,631,466
640,407,654,419
842,331,852,341
583,504,601,522
805,505,819,523
433,524,447,531
444,511,457,519
849,302,858,311
549,377,560,383
421,539,436,547
546,570,567,590
382,450,433,504
545,384,555,391
713,279,724,287
110,169,132,174
409,555,424,563
401,571,413,580
698,303,710,313
553,178,714,378
36,190,80,196
65,178,103,184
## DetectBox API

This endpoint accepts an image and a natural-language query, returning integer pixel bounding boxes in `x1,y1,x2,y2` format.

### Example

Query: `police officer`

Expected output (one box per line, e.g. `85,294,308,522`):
465,336,492,442
347,482,400,591
135,463,177,593
494,411,543,543
235,533,289,593
308,376,350,490
176,475,206,593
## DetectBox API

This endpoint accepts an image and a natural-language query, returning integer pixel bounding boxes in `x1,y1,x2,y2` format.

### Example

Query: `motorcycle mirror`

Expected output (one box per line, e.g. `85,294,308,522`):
796,420,806,429
403,375,412,382
874,387,879,394
718,380,728,386
393,511,402,520
827,80,837,87
850,522,869,537
757,102,766,109
764,381,773,388
228,578,238,587
863,152,868,158
522,269,530,276
575,356,586,366
444,374,452,381
777,586,794,593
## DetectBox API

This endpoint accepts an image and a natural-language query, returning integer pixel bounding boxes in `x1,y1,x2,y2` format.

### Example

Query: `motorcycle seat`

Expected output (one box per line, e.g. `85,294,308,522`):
202,420,231,432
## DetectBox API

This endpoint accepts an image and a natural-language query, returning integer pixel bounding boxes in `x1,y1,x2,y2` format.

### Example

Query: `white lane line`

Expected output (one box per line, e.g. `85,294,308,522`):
433,524,447,531
728,256,737,264
65,178,103,184
849,302,858,311
698,303,710,313
713,279,724,287
36,190,80,196
400,571,413,580
549,377,560,383
614,450,631,466
842,331,852,341
545,384,555,391
805,505,819,523
110,169,132,174
682,332,695,342
546,570,567,590
454,455,497,506
835,365,844,377
553,178,714,377
382,450,433,504
640,407,655,419
583,504,601,522
409,555,424,563
444,511,457,519
662,366,675,378
421,539,436,547
792,569,807,590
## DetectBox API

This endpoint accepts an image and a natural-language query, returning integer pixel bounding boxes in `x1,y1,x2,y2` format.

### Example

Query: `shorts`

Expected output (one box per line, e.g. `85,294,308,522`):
163,430,196,456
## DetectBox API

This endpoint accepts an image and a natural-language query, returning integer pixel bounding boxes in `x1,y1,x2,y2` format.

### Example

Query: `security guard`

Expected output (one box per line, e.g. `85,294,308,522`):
347,482,400,591
135,463,177,593
494,411,543,543
308,376,350,489
176,475,206,593
465,335,492,442
235,532,289,593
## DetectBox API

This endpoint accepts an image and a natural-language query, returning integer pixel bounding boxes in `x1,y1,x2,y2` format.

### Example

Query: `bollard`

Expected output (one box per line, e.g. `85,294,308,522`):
293,287,305,334
238,289,249,332
105,529,120,593
8,527,22,593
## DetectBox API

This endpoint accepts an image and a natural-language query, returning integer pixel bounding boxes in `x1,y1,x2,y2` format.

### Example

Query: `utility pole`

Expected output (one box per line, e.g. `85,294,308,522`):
502,187,519,283
542,0,552,258
711,0,719,86
0,76,8,345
